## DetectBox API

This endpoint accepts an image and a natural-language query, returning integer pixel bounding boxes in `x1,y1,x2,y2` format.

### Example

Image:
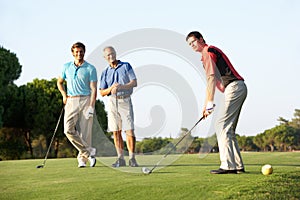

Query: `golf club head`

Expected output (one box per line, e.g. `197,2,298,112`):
36,165,44,169
142,167,152,175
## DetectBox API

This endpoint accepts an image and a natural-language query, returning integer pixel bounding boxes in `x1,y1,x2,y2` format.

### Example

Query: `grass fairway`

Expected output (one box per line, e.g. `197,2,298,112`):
0,152,299,200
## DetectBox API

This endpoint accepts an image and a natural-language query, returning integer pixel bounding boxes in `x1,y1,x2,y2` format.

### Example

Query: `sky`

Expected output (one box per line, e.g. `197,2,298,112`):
1,0,300,137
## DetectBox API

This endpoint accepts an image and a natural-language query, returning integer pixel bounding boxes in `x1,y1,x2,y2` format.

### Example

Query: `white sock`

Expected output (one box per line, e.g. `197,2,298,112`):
118,154,124,160
129,152,135,159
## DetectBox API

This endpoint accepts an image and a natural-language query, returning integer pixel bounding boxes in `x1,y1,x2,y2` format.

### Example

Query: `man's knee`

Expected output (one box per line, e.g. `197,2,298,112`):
125,130,135,137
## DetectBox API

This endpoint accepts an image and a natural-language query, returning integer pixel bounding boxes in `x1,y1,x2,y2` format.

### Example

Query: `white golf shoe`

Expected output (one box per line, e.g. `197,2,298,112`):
88,156,96,167
78,159,86,168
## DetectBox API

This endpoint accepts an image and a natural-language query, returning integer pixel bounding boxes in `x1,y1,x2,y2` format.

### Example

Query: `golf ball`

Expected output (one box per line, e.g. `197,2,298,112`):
261,164,273,175
142,167,151,174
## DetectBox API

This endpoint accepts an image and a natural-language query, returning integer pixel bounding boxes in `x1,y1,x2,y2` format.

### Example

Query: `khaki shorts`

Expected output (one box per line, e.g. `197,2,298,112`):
107,96,134,132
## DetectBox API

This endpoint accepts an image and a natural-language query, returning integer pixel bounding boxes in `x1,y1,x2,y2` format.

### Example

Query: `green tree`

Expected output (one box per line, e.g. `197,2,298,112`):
273,125,297,151
290,109,300,129
263,129,277,151
0,84,30,158
94,100,109,138
175,128,194,153
0,128,26,160
0,46,22,128
253,133,264,151
188,137,203,153
23,78,63,158
237,135,257,151
137,137,170,154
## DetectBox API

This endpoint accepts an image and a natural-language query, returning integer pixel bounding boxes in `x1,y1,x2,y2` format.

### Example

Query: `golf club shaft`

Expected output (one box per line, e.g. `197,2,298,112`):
116,93,119,130
149,116,205,173
41,107,64,166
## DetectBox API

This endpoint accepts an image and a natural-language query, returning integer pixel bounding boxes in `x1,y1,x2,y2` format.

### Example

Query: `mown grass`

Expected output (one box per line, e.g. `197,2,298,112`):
0,152,299,200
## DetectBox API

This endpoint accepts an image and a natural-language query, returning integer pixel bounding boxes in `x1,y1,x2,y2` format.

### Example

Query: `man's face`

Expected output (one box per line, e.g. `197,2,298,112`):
187,36,203,52
72,47,85,61
103,48,117,64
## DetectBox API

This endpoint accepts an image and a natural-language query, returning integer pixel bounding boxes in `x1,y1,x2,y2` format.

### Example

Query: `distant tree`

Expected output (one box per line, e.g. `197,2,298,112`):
237,135,257,151
1,84,29,158
188,137,203,153
23,78,63,158
263,129,277,152
273,125,297,151
136,137,170,154
175,128,194,153
290,109,300,129
253,133,264,151
200,134,218,153
0,128,26,160
278,117,289,125
94,100,109,138
0,46,22,128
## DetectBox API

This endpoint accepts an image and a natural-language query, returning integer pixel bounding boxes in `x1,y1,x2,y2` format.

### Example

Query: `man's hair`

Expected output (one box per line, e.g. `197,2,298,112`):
71,42,86,53
186,31,206,43
103,46,115,52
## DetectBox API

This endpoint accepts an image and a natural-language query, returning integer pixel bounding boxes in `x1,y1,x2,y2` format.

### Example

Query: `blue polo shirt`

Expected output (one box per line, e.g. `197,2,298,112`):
61,61,97,96
100,60,136,96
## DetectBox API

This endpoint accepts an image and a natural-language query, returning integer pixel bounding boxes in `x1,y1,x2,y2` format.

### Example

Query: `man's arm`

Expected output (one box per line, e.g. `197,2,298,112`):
100,85,115,97
89,81,97,106
57,77,67,104
119,79,137,90
99,79,137,97
202,50,217,117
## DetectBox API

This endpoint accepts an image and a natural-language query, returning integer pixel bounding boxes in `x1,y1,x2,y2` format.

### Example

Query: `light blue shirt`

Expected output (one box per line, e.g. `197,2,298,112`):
100,60,136,96
61,61,97,96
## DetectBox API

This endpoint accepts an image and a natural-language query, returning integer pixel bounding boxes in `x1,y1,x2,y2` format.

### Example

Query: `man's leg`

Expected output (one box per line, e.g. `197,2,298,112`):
65,131,90,162
113,130,124,159
230,81,247,170
79,97,96,156
119,98,138,167
126,130,138,166
64,98,91,167
125,130,136,159
107,97,126,167
217,80,247,170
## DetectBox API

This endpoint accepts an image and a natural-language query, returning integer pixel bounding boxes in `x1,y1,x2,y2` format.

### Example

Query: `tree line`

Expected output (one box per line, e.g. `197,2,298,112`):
0,46,299,160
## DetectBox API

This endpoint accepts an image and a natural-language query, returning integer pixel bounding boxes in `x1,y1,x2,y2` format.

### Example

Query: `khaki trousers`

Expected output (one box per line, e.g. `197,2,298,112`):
215,80,247,170
64,96,94,162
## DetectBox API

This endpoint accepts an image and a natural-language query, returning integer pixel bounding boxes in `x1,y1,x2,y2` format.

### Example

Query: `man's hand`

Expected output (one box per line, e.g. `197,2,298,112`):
203,101,215,118
85,106,94,119
110,83,120,94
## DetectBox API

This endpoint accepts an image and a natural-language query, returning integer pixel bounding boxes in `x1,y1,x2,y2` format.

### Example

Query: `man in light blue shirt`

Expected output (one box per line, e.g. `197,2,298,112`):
100,46,138,167
57,42,97,168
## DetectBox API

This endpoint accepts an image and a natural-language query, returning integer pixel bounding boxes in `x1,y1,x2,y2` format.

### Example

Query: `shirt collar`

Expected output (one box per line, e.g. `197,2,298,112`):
109,60,121,69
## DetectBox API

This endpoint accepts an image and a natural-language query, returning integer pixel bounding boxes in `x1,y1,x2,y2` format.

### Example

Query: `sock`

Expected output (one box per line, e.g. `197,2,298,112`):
129,152,135,159
118,154,124,160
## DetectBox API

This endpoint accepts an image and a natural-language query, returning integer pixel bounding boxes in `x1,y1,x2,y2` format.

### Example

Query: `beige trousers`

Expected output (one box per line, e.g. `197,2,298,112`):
215,80,247,170
64,96,94,162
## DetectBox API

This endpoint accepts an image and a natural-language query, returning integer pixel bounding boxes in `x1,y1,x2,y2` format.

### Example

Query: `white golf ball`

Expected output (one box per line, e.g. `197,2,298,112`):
142,167,151,174
261,164,273,175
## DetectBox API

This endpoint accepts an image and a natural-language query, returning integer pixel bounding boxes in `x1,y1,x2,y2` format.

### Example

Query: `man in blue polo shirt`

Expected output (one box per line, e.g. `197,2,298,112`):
100,46,138,167
57,42,97,168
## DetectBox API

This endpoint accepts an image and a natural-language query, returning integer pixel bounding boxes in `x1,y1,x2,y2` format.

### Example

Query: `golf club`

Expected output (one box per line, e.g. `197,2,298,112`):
36,106,64,168
142,116,205,175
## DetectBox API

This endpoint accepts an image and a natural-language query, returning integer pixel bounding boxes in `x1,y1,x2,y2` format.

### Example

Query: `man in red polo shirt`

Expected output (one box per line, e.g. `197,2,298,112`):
186,31,247,174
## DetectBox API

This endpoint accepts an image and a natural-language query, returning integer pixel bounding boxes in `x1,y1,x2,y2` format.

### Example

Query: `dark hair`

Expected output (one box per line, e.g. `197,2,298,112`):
186,31,206,43
71,42,86,53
